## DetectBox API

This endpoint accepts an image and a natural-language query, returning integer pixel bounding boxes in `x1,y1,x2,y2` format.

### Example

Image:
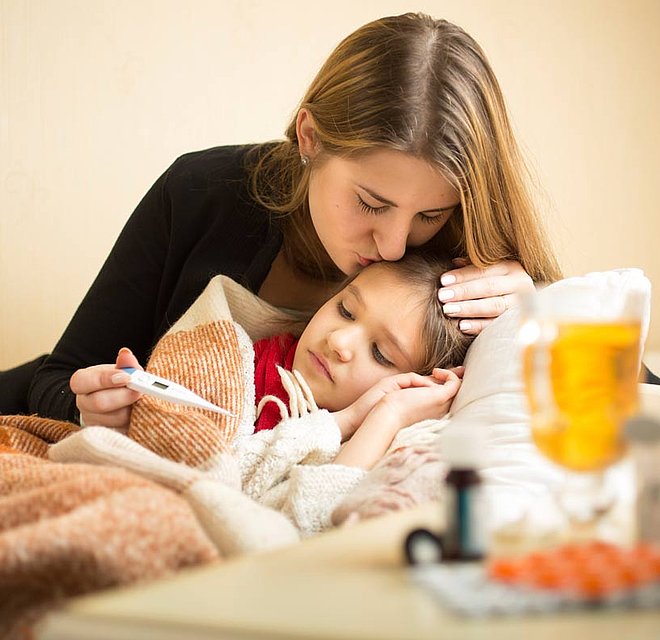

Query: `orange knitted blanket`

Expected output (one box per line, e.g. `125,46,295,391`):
0,276,299,639
0,434,219,638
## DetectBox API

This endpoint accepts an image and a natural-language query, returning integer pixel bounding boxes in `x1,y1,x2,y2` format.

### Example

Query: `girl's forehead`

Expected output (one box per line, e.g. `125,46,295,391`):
352,264,415,294
349,266,427,328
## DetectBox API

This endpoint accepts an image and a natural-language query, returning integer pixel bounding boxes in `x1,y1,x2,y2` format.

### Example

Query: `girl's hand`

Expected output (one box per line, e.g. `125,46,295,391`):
369,367,462,429
438,258,534,335
69,347,143,428
333,367,464,441
333,368,462,470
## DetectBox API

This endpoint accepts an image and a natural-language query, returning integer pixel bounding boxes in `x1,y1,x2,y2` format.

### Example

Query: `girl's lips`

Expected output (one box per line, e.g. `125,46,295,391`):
310,351,333,381
357,255,377,267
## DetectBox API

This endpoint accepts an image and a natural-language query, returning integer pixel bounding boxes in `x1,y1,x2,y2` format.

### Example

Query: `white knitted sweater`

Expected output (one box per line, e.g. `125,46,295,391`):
235,410,366,535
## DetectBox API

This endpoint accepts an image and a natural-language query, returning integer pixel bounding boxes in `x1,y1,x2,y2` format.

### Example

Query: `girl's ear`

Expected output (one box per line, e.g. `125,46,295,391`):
295,108,319,160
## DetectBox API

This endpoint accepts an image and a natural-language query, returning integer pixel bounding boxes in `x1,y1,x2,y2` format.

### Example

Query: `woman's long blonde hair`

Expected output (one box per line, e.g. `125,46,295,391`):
249,12,562,283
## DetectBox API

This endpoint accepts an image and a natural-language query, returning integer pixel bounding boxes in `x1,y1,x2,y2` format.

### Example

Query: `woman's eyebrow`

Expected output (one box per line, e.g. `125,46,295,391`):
357,185,397,207
357,184,459,215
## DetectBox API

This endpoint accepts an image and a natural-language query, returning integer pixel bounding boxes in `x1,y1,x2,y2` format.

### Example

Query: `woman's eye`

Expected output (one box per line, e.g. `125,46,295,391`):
372,343,394,368
418,203,460,225
418,211,448,225
337,301,353,320
357,194,387,215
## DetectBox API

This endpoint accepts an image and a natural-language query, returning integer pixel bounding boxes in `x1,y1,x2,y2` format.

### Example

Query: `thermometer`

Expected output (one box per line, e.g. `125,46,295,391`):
121,367,235,417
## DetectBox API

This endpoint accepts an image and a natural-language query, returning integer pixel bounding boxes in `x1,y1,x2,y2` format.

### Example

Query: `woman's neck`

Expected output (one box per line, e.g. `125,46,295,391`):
258,250,336,312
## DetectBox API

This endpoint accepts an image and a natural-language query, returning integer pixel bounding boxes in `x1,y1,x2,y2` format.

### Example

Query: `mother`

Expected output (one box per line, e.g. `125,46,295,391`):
1,13,561,426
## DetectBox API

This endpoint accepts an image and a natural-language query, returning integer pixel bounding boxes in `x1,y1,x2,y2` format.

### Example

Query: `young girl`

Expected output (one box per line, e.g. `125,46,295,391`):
253,253,472,457
1,13,560,423
215,253,473,533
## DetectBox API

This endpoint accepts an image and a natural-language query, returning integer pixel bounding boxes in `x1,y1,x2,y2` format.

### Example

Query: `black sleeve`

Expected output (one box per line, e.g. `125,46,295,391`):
27,145,281,422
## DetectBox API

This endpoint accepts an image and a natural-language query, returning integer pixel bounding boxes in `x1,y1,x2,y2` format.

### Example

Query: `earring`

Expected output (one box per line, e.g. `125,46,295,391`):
300,154,310,167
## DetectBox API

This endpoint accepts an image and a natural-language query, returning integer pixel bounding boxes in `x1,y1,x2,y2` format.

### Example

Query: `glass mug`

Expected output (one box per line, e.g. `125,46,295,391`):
519,279,645,523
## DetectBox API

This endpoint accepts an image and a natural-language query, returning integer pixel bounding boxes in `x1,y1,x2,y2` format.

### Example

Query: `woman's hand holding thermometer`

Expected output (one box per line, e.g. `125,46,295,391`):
121,367,235,417
70,347,234,430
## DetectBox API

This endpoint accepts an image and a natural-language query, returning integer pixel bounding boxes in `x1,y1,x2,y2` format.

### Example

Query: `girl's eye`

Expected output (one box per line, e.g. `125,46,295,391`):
357,194,388,215
372,343,394,368
337,301,353,320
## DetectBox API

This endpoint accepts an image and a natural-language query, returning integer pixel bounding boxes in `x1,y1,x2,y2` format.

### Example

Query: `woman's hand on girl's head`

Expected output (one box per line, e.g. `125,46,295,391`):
69,347,142,429
438,258,534,335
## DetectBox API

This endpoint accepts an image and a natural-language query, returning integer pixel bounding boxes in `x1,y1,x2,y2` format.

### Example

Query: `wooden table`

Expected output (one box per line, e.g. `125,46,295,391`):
38,502,660,640
37,385,660,640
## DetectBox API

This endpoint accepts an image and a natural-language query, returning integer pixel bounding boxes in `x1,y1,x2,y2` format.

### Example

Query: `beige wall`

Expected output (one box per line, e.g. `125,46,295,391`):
1,0,659,369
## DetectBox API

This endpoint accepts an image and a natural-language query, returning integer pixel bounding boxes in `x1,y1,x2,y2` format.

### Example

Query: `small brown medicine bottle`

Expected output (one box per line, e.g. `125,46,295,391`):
441,427,486,562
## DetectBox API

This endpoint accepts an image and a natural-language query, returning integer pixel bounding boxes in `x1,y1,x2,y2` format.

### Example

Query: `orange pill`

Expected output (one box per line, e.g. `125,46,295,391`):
631,543,660,578
622,558,655,587
487,557,524,583
569,569,621,599
528,564,574,590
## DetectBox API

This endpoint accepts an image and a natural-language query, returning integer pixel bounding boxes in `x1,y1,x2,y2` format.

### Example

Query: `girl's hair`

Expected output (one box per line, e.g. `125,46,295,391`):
377,252,474,373
249,12,562,284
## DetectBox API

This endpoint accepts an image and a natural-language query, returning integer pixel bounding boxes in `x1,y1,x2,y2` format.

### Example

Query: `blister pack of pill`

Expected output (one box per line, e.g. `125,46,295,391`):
409,541,660,617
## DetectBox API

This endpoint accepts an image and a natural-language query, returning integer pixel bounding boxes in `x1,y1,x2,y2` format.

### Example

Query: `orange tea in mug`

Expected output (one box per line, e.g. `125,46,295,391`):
523,320,641,472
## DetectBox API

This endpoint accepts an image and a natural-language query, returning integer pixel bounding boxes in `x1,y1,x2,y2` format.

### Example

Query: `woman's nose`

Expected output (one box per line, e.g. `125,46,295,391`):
372,215,409,262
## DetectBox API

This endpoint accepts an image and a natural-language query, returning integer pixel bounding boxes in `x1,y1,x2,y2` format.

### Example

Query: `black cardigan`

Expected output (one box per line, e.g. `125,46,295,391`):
28,144,283,421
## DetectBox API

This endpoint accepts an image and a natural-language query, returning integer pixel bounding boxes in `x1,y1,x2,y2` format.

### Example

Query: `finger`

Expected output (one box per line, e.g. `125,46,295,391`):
116,347,143,371
70,364,130,395
444,381,462,401
435,365,465,379
390,372,436,388
451,365,466,379
439,272,522,305
80,406,133,429
76,386,141,416
410,377,461,403
433,374,462,395
408,375,441,388
392,372,420,384
457,318,495,335
441,292,518,319
440,261,514,288
431,368,460,383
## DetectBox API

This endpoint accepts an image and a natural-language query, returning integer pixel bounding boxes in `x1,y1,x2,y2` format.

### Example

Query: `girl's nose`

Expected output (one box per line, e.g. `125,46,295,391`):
327,327,356,362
